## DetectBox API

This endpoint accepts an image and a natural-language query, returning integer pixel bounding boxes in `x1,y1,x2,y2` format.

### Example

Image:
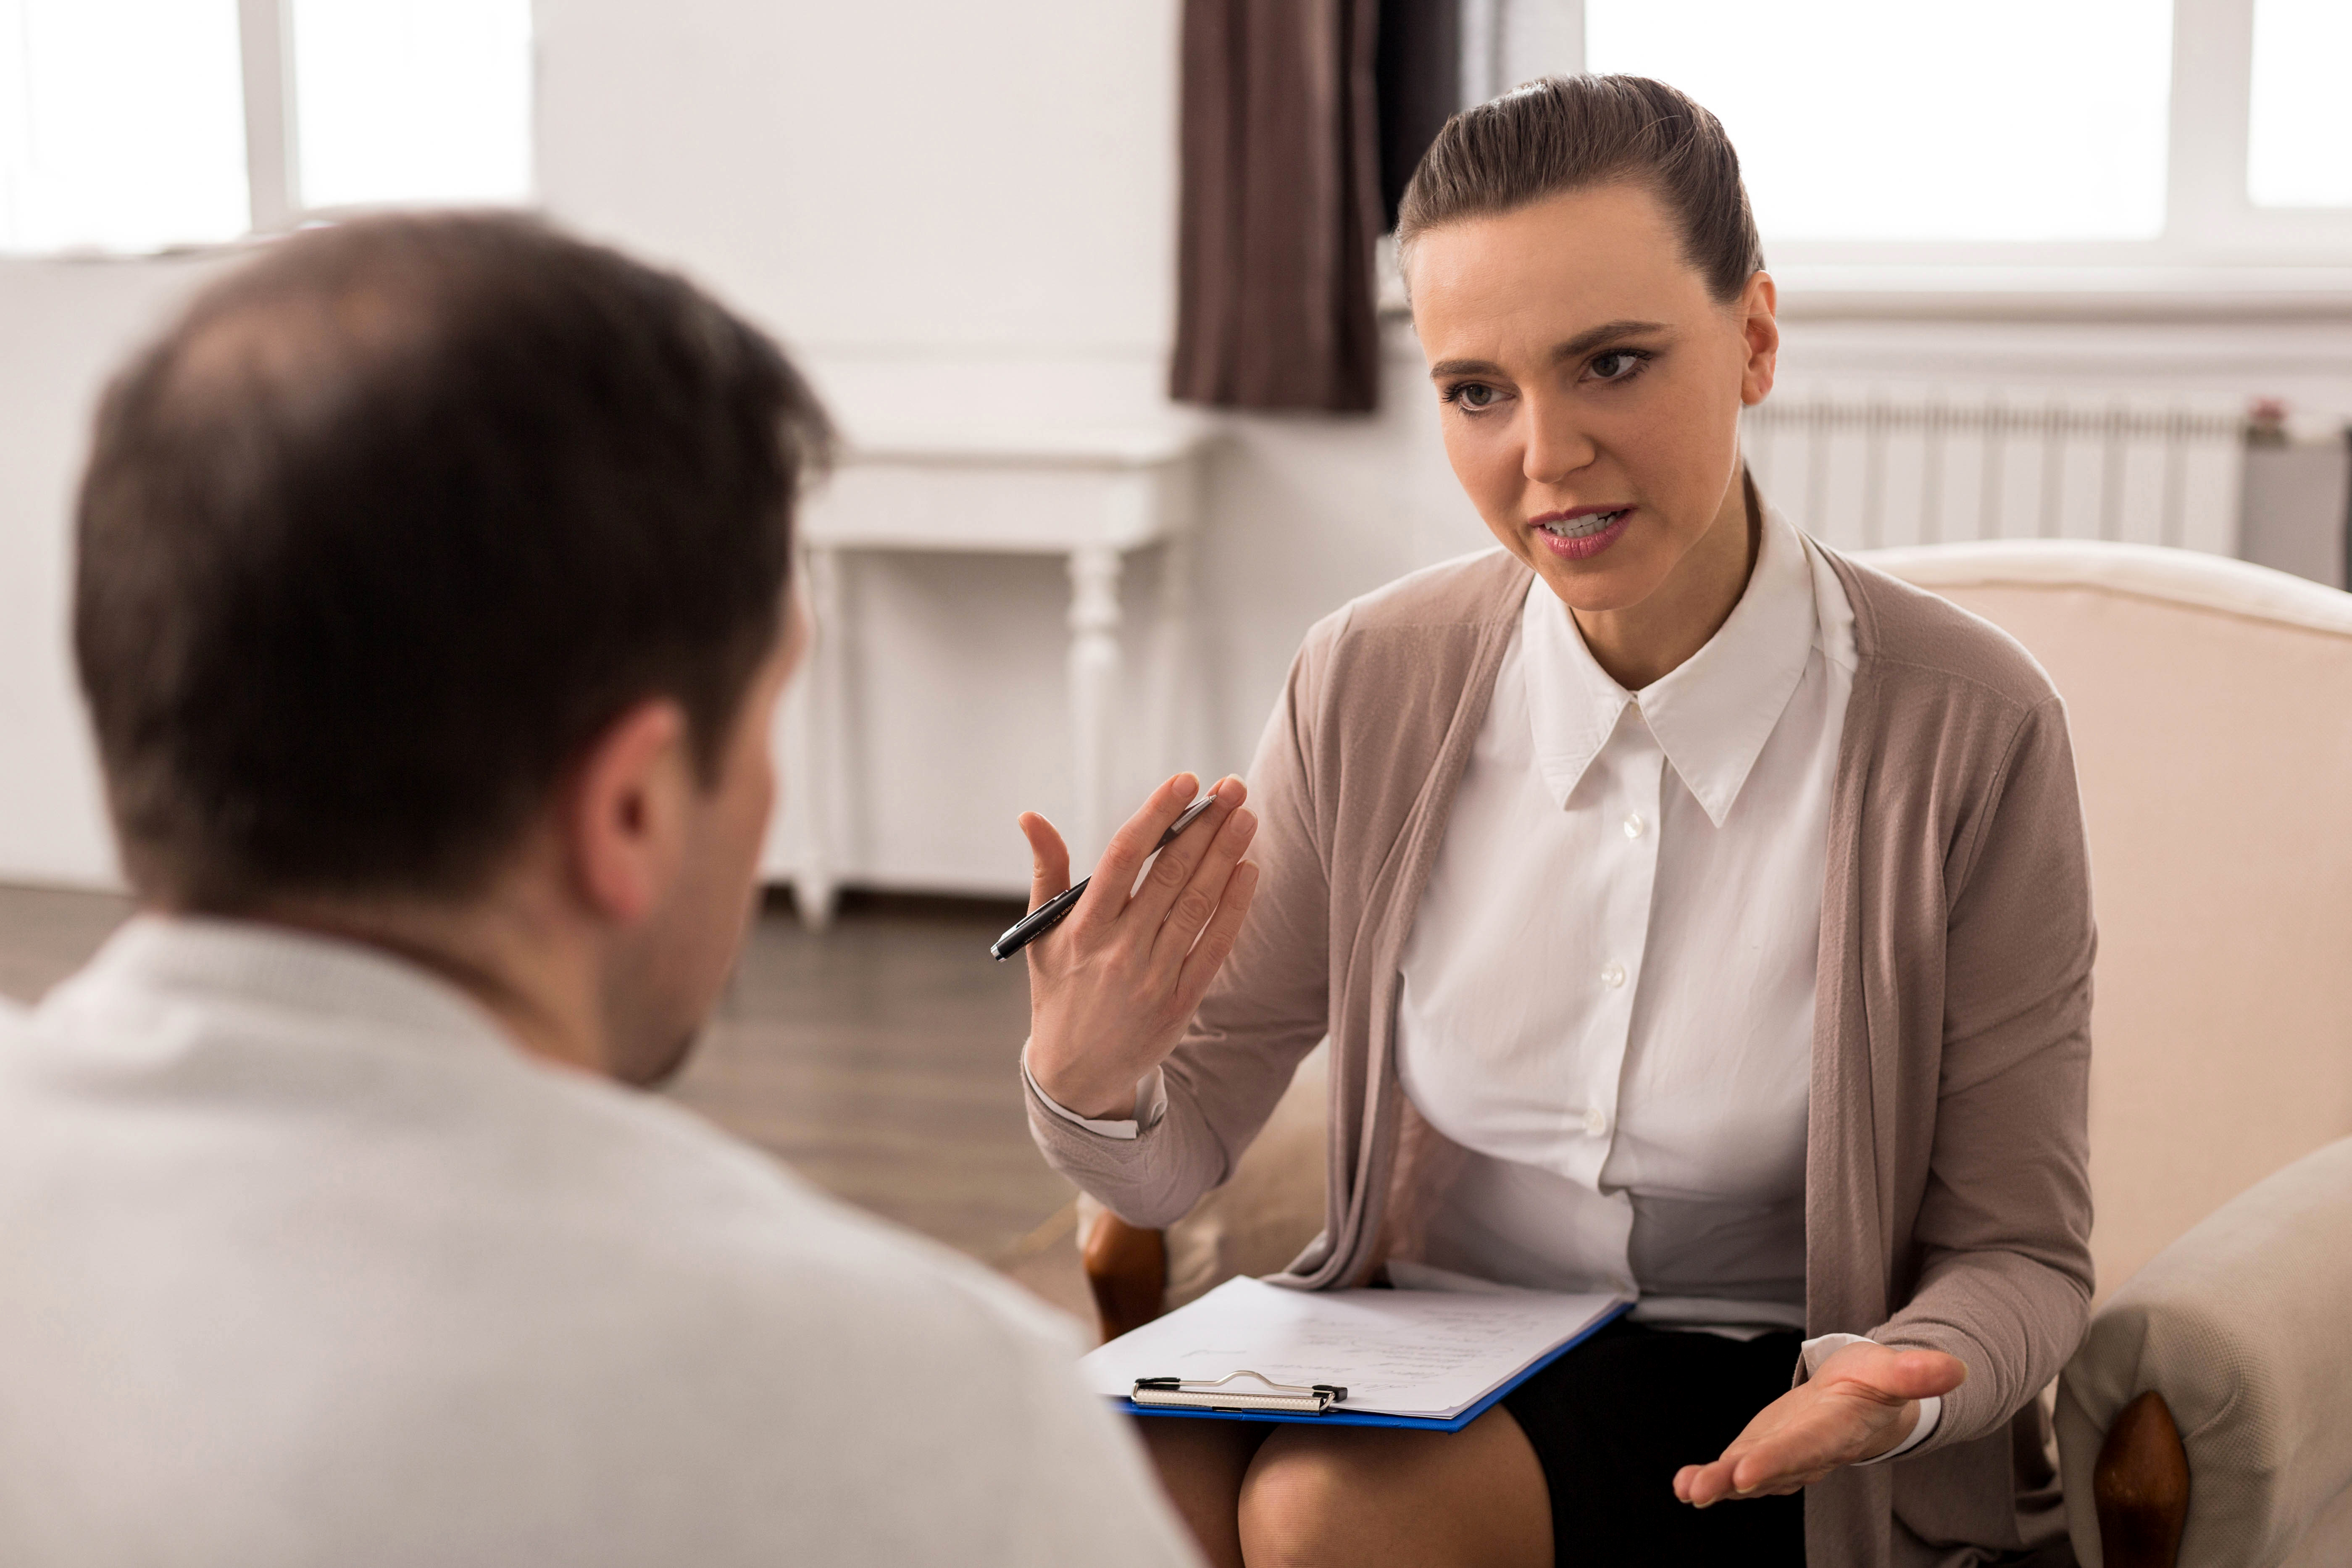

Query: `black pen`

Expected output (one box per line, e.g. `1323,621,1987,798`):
991,791,1220,961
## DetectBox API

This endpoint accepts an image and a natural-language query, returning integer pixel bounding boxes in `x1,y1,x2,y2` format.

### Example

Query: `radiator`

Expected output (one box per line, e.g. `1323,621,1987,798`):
1743,391,2247,557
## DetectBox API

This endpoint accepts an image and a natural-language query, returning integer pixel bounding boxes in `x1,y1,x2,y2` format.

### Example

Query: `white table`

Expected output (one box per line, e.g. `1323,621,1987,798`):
787,426,1211,928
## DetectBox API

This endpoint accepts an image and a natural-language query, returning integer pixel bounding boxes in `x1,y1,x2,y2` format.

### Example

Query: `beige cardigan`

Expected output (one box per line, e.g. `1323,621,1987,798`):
1029,544,2095,1568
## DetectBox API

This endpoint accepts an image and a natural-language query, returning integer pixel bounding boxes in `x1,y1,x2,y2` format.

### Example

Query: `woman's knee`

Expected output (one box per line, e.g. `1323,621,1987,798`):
1235,1414,1552,1568
1236,1431,1409,1568
1235,1440,1347,1567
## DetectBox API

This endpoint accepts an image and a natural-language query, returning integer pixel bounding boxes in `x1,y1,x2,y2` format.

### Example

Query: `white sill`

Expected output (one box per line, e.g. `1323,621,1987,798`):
0,242,258,266
2,205,536,267
1373,263,2352,324
1768,265,2352,321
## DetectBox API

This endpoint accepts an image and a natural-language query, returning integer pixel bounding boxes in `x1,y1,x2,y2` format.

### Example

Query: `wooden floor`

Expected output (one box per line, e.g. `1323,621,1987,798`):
0,884,1094,1329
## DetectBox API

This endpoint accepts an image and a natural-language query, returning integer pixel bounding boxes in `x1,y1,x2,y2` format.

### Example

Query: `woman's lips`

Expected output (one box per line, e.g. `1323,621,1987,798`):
1531,506,1634,561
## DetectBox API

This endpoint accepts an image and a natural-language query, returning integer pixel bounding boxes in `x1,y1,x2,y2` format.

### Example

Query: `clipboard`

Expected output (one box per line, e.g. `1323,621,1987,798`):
1084,1277,1633,1433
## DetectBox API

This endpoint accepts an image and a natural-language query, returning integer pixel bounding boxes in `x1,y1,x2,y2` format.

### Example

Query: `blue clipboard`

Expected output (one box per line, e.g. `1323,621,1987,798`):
1114,1297,1631,1432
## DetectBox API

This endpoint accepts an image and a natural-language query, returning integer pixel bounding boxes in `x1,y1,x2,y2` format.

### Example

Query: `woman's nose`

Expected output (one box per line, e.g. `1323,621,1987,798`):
1522,404,1596,487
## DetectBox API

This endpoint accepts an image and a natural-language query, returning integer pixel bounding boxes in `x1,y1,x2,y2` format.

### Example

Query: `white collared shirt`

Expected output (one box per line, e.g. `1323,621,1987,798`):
1395,506,1937,1455
0,918,1200,1567
1395,502,1853,1331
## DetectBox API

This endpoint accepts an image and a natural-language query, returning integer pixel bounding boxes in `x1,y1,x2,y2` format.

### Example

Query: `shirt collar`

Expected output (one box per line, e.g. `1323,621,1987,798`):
38,913,517,1059
1523,500,1821,826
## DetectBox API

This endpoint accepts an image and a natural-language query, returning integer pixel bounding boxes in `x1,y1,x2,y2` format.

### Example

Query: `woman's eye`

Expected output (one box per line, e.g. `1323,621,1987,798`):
1589,350,1649,382
1450,382,1499,410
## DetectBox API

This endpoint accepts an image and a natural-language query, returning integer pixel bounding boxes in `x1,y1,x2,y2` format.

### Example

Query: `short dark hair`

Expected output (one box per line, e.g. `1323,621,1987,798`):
1397,74,1765,303
74,212,833,910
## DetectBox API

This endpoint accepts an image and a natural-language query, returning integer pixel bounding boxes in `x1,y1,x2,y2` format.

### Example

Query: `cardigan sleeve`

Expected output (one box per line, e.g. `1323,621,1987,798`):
1022,611,1342,1229
1874,692,2097,1451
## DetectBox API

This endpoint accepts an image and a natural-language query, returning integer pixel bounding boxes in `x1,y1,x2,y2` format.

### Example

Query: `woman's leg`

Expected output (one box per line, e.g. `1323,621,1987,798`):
1136,1417,1273,1568
1237,1406,1552,1568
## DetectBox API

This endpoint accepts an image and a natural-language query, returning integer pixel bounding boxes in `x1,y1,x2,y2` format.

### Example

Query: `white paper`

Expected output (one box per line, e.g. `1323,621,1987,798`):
1080,1276,1628,1420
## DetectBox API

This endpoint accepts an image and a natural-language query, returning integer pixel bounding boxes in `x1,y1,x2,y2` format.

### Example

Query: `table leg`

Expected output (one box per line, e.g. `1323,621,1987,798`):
1067,545,1124,874
790,545,843,930
1148,533,1194,786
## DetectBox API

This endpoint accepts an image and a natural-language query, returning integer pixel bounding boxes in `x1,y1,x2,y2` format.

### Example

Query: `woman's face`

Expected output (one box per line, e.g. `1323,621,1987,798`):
1406,182,1777,619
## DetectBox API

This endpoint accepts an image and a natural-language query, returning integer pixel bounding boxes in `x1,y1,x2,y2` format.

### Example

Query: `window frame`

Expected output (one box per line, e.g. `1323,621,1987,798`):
237,0,302,232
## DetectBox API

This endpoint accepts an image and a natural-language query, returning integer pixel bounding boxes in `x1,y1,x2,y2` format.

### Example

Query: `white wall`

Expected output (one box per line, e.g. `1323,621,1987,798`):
4,0,2352,896
529,0,1492,897
534,0,1189,897
0,253,236,889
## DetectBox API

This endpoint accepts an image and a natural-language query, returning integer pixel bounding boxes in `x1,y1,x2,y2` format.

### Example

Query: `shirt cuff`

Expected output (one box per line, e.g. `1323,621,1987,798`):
1796,1331,1943,1465
1022,1054,1165,1140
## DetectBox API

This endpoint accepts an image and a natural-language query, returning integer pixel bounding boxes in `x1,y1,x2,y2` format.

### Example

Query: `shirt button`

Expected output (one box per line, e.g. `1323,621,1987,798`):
1583,1106,1610,1138
1623,812,1646,839
1600,961,1626,988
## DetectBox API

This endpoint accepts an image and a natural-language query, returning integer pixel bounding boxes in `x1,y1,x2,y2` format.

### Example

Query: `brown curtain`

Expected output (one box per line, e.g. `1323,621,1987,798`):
1170,0,1385,414
1376,0,1459,232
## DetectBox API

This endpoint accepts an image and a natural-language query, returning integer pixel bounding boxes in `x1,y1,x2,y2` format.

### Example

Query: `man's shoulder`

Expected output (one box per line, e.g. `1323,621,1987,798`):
471,1084,1162,1562
4,968,1070,1373
496,1068,1076,1351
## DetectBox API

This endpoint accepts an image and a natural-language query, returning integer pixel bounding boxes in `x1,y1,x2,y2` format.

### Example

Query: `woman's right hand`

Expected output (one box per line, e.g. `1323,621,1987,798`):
1018,772,1260,1120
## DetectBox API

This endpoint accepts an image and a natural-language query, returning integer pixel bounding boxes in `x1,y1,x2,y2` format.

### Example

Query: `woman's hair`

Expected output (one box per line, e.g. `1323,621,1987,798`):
1397,74,1764,304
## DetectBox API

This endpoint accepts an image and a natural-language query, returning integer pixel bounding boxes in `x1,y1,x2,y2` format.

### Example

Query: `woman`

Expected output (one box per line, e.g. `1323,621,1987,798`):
1019,76,2091,1568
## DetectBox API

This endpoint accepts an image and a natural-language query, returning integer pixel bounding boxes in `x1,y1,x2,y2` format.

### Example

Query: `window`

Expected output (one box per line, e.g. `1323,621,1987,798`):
1584,0,2173,245
0,0,531,257
290,0,531,213
0,0,250,254
1493,0,2352,280
2247,0,2352,208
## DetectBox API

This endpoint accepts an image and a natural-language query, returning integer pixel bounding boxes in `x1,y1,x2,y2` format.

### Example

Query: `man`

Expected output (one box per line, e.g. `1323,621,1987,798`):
0,214,1197,1567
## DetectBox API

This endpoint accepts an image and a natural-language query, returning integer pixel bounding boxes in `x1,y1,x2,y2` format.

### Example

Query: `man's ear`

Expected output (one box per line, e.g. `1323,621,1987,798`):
561,697,694,925
1739,271,1779,408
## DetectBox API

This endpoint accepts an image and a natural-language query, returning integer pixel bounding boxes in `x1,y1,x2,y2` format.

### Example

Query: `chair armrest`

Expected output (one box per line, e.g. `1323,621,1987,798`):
1080,1205,1167,1345
1158,1041,1328,1310
2090,1390,2189,1568
2057,1136,2352,1568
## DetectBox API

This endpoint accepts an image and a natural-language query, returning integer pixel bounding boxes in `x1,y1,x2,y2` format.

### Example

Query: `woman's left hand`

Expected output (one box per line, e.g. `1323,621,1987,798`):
1672,1342,1967,1507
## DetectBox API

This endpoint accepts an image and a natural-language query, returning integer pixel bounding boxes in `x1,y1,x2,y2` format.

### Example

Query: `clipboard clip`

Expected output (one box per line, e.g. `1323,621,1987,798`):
1133,1371,1349,1415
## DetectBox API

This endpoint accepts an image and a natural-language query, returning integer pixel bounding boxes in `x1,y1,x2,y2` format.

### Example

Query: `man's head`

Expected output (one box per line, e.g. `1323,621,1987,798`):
75,213,831,1081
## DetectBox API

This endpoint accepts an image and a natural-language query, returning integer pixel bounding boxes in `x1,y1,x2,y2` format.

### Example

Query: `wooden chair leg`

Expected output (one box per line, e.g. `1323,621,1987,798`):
2094,1389,2189,1568
1080,1208,1167,1344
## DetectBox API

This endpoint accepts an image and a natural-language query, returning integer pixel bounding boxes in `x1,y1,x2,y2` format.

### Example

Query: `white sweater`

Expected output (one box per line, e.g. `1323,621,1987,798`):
0,916,1198,1568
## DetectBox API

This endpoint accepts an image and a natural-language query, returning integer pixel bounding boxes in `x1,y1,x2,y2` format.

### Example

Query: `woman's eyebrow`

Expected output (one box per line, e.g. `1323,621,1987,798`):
1549,319,1671,362
1426,356,1504,380
1427,320,1673,381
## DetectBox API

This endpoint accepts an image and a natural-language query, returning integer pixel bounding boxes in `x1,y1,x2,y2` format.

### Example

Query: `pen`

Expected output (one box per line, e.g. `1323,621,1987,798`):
990,790,1220,961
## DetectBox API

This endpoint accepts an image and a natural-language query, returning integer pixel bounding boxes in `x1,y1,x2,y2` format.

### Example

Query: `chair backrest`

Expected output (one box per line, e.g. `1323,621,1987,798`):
1863,541,2352,1302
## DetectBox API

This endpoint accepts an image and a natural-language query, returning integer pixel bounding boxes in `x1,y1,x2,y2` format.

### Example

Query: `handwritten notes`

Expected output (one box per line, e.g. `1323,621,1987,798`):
1081,1276,1627,1420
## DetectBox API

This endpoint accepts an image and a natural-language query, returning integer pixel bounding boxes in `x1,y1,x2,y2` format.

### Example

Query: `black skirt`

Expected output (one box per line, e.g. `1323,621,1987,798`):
1500,1317,1807,1567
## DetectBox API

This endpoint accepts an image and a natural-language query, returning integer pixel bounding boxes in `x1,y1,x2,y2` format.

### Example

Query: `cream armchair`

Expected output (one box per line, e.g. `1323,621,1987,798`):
1076,540,2352,1568
1877,542,2352,1568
